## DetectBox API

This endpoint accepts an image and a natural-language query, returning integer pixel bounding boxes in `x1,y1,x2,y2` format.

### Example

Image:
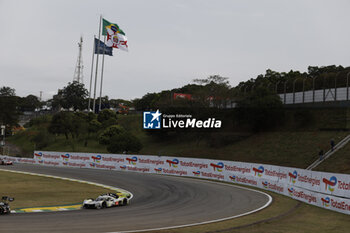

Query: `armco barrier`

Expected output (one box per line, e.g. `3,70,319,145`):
1,151,350,215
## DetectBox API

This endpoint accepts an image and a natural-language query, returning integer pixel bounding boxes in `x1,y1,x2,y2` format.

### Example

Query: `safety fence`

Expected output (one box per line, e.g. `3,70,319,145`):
1,151,350,215
278,87,350,104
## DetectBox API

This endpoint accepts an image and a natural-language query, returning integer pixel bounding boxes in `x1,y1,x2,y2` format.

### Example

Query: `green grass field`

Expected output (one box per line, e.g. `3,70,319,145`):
315,142,350,174
0,170,113,209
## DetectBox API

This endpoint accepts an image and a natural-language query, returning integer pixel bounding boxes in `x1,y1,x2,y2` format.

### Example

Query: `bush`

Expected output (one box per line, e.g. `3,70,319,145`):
237,87,284,132
48,112,74,139
30,130,53,149
24,115,52,128
88,119,102,134
98,125,125,145
107,132,142,153
97,109,117,123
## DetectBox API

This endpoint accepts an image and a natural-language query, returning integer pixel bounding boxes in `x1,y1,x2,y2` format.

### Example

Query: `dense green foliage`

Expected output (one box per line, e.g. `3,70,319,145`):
51,81,88,111
237,87,284,131
0,87,41,128
99,125,125,145
18,110,143,153
107,132,142,153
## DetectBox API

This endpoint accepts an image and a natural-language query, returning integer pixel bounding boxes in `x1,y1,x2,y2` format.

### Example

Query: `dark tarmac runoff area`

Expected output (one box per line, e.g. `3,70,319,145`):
0,164,270,233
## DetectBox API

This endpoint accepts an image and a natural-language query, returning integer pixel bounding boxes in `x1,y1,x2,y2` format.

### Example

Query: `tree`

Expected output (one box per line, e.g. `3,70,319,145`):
134,93,160,111
97,95,110,110
19,95,42,111
107,132,142,153
48,112,74,139
192,75,232,107
0,86,20,126
97,109,117,128
97,109,116,122
193,75,230,86
71,112,89,138
51,81,88,111
237,87,284,131
98,125,125,145
0,87,15,96
110,99,132,109
88,119,102,135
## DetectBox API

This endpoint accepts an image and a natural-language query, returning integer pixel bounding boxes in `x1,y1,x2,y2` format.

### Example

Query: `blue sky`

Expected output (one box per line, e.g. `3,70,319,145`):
1,0,350,100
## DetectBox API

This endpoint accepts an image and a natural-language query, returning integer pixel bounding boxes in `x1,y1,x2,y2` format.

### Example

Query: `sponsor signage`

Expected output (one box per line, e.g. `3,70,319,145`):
27,151,350,215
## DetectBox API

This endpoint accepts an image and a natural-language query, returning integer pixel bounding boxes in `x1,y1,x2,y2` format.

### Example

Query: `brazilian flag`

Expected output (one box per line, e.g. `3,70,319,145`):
102,18,126,36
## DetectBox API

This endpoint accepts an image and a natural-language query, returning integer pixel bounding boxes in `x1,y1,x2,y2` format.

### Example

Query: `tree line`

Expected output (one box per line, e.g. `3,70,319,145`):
26,109,142,154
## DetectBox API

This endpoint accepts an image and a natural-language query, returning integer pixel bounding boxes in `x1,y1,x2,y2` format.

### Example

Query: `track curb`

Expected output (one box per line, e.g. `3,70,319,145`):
0,168,133,213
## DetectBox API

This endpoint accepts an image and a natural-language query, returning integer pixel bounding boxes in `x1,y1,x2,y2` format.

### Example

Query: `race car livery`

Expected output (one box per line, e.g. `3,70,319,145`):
0,159,13,165
0,196,14,214
83,193,130,209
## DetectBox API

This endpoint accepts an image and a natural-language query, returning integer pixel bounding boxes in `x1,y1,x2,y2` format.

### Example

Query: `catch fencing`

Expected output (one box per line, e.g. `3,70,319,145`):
1,151,350,215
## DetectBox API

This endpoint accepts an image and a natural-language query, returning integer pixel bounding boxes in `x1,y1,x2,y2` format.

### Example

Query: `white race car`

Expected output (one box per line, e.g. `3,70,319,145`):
83,193,130,209
0,158,13,165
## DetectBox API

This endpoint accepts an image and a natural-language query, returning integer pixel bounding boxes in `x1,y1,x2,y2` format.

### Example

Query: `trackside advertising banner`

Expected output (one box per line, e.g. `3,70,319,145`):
1,152,350,215
29,152,350,200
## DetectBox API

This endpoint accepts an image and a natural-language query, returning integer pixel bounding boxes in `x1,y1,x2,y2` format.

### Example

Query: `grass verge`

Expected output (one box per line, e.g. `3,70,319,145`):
315,142,350,174
0,170,113,209
142,184,350,233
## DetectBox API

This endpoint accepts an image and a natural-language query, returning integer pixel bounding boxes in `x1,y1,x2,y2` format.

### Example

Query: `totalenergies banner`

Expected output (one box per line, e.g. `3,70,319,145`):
0,155,36,164
2,151,350,215
32,151,350,199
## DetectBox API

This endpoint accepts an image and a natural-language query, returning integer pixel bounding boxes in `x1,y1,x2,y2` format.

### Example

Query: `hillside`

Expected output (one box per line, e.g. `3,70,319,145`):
6,112,350,173
315,142,350,174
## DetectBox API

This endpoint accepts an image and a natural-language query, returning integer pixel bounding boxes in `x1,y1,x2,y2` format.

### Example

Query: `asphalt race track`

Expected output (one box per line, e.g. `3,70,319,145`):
0,164,270,233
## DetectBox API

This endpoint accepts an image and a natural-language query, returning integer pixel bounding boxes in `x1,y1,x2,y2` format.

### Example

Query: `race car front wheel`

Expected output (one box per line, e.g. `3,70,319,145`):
122,199,127,206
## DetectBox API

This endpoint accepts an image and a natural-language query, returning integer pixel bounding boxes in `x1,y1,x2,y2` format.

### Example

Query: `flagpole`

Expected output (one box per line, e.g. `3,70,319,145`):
98,36,107,112
88,35,96,111
93,15,102,113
